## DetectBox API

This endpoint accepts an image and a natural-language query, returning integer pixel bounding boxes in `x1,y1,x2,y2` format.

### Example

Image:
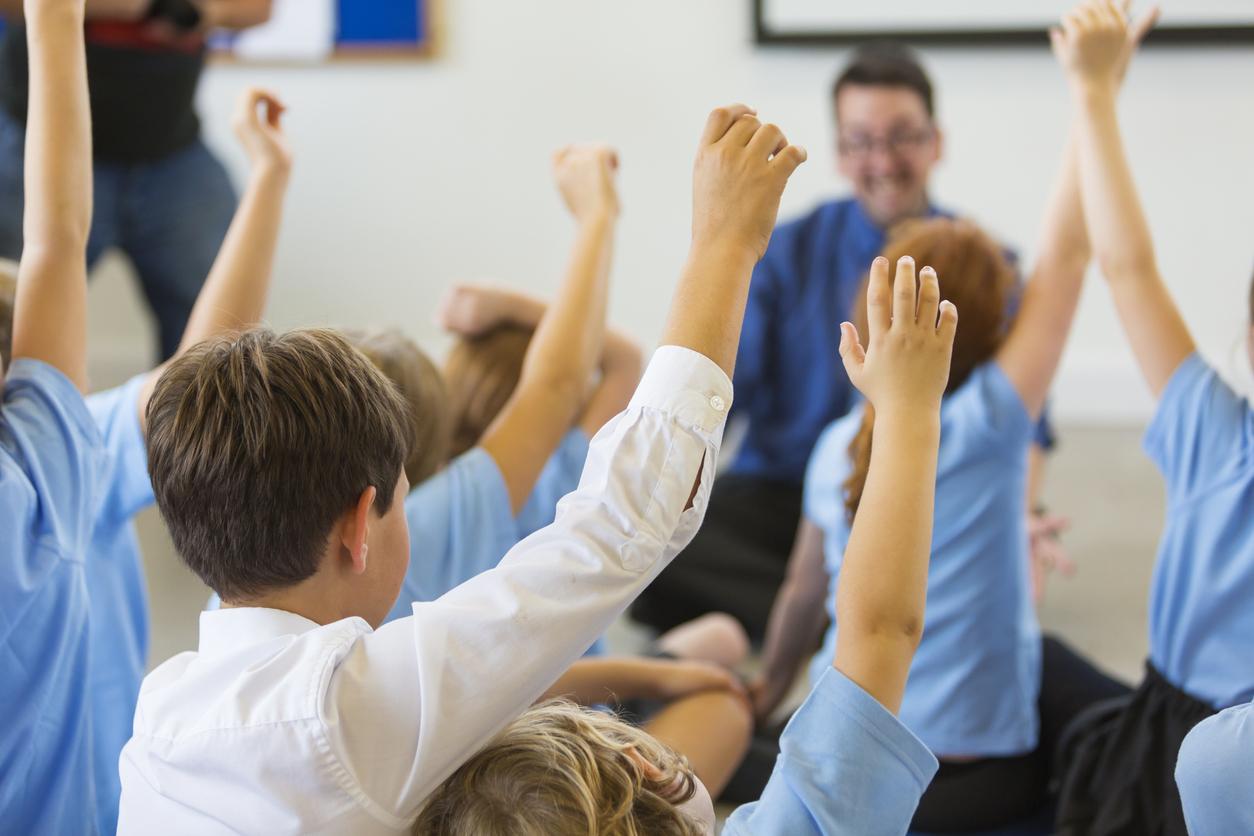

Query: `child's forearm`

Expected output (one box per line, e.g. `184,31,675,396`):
1074,83,1194,394
11,0,91,389
517,215,614,403
540,658,667,705
834,411,939,714
0,0,146,19
659,244,758,378
1075,84,1156,286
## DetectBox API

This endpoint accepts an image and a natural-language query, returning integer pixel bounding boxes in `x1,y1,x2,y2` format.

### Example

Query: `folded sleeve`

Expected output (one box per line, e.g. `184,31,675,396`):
722,667,938,836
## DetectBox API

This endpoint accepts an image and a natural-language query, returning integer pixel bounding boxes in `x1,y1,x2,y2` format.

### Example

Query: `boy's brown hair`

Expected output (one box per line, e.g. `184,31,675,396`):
346,328,451,486
146,327,411,602
0,258,18,369
443,325,533,458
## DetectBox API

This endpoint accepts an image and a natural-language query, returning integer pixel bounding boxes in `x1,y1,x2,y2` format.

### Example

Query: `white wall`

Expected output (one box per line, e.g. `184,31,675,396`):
87,0,1254,422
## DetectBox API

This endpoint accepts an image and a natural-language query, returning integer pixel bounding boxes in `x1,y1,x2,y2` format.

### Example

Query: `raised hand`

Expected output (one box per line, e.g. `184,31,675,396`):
435,285,513,337
552,144,619,223
690,104,807,262
839,256,957,417
232,87,291,173
1050,0,1133,89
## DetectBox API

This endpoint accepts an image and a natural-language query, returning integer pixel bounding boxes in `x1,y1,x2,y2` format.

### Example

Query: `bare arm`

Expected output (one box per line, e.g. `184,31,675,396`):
660,106,806,377
994,133,1090,420
832,257,953,713
578,329,642,436
136,88,291,428
539,657,740,706
751,518,830,721
479,148,617,514
0,0,146,19
197,0,272,30
10,0,91,390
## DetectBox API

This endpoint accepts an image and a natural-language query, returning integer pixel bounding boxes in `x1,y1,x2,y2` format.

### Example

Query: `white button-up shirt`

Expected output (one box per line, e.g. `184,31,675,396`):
117,346,732,835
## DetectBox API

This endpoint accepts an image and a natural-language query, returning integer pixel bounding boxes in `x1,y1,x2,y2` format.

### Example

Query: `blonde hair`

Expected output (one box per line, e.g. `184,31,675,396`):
0,257,18,369
442,325,533,458
414,701,704,836
345,329,452,487
843,218,1016,521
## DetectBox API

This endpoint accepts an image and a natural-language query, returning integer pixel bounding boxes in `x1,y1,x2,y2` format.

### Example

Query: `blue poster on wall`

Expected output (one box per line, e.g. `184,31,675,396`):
0,2,433,59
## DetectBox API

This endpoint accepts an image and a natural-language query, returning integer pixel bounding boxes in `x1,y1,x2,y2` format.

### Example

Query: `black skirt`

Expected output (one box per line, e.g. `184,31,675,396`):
1055,661,1216,836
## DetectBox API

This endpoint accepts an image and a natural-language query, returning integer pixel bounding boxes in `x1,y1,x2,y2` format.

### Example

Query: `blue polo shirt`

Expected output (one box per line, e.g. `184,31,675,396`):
1175,700,1254,836
804,363,1041,757
85,375,155,836
1144,353,1254,708
0,360,104,834
723,666,938,834
385,430,604,653
731,197,1047,485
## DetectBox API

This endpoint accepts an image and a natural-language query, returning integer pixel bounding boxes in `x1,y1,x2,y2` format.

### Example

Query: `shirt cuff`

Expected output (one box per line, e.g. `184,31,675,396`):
788,666,939,791
629,346,733,436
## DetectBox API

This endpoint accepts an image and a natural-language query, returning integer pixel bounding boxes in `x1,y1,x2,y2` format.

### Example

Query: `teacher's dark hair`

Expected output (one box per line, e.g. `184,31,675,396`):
832,43,935,118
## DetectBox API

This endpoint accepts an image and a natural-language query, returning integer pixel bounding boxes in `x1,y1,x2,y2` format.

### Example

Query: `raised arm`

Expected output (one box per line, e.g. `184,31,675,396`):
478,148,617,513
136,88,291,427
197,0,273,31
832,257,954,713
438,284,644,437
10,0,92,391
538,656,739,706
1064,2,1191,397
0,0,146,19
660,105,806,376
750,518,830,722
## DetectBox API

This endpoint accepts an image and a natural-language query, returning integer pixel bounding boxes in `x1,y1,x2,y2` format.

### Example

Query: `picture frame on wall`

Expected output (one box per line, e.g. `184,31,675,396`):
754,0,1254,45
213,0,435,62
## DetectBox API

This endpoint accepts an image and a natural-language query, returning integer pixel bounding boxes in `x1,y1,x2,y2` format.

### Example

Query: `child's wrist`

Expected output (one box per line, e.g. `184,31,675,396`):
687,236,759,275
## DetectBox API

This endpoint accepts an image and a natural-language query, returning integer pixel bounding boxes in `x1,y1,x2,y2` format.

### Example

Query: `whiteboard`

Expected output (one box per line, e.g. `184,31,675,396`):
757,0,1254,43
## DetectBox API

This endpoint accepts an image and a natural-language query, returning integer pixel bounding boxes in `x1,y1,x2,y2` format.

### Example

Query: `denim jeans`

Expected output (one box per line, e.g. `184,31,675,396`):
0,109,236,361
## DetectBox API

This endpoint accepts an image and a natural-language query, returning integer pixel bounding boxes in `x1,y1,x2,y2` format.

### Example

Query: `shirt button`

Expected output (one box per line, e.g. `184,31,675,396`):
710,395,726,412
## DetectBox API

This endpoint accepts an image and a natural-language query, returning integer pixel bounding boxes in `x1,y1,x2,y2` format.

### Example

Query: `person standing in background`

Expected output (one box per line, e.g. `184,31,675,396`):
0,0,273,361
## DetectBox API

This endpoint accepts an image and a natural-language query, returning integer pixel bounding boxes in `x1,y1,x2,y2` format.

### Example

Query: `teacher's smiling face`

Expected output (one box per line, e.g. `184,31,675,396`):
835,83,943,229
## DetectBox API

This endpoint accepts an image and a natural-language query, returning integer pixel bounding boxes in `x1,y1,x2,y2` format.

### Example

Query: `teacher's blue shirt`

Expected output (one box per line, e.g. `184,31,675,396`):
731,197,1046,484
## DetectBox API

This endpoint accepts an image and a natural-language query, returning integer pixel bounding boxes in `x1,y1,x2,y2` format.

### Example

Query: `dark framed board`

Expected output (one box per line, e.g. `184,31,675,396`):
753,0,1254,45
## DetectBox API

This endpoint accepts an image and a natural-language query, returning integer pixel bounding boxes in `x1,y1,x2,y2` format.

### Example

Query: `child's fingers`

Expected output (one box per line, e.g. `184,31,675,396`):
865,256,891,339
1129,5,1160,44
770,144,808,178
746,122,785,159
916,266,940,328
724,114,763,147
838,322,866,378
700,104,757,146
936,299,959,346
891,256,917,327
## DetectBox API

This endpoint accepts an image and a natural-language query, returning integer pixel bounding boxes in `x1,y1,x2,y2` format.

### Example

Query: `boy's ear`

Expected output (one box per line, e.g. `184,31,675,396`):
340,486,376,575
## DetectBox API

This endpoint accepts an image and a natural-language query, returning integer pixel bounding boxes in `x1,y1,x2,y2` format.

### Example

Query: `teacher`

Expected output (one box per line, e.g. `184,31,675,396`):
0,0,273,360
632,42,1054,640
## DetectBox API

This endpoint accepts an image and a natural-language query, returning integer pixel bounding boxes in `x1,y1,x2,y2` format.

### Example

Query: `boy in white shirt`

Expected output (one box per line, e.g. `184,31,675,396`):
117,104,807,833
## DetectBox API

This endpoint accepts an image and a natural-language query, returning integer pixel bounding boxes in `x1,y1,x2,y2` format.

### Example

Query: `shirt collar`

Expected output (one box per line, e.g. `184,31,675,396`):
198,607,323,657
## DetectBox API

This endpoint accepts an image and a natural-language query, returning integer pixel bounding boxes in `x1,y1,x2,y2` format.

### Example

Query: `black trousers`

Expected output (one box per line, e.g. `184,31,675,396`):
909,636,1133,833
1054,661,1216,836
725,637,1132,827
630,474,803,641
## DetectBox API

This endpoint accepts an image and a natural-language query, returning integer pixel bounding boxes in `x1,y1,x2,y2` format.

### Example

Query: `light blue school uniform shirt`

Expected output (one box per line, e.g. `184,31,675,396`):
1175,700,1254,836
384,429,605,653
723,667,939,834
1143,353,1254,709
85,374,155,836
804,363,1041,757
0,360,104,834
